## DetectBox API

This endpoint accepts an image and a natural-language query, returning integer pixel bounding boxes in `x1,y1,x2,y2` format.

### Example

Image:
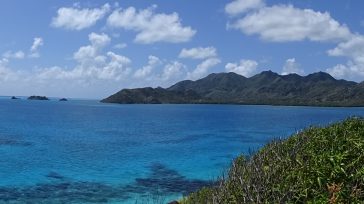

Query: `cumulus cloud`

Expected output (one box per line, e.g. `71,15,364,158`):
132,56,186,86
326,64,359,80
179,47,217,59
187,58,221,80
0,58,10,80
327,35,364,61
3,51,25,59
29,37,44,58
89,32,111,47
134,55,161,79
48,32,132,83
107,5,196,44
225,0,264,16
0,58,22,82
51,3,110,30
74,33,111,63
223,0,363,81
30,37,43,52
161,61,186,81
281,58,304,75
103,52,132,80
37,52,131,82
326,35,364,81
0,58,8,66
229,5,352,42
2,37,43,59
225,59,258,77
0,66,14,81
0,32,192,98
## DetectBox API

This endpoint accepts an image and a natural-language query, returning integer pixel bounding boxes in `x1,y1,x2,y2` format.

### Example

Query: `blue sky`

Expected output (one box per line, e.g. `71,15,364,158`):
0,0,364,98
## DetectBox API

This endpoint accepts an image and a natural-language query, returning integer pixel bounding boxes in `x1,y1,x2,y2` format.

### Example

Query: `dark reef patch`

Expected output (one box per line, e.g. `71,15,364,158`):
45,171,66,180
0,163,213,203
131,163,214,196
0,138,32,147
0,181,130,203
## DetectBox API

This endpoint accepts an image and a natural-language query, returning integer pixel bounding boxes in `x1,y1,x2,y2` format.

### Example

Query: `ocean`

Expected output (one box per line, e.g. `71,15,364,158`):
0,98,363,203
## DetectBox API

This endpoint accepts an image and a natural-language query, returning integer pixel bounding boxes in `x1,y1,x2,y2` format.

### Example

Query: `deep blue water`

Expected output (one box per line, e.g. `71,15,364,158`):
0,98,363,203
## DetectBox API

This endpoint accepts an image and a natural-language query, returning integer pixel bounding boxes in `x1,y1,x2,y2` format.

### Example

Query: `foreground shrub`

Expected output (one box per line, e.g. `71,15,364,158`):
181,117,364,203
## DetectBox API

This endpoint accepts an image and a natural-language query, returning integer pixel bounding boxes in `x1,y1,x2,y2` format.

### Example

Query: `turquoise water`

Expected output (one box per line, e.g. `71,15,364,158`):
0,98,363,203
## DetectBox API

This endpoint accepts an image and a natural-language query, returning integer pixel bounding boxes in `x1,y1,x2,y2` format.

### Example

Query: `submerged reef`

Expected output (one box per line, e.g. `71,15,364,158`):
0,136,32,147
0,163,212,203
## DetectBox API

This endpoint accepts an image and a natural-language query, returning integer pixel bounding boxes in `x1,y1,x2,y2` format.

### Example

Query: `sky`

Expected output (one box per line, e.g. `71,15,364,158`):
0,0,364,99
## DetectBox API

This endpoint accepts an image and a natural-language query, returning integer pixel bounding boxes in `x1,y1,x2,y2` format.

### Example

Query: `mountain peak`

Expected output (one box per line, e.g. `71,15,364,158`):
306,71,335,81
204,72,246,80
257,70,281,77
102,71,363,106
250,70,281,82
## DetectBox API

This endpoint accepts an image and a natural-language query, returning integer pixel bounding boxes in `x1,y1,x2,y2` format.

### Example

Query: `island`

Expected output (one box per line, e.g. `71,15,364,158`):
27,96,49,100
101,71,364,106
11,96,19,100
59,98,68,101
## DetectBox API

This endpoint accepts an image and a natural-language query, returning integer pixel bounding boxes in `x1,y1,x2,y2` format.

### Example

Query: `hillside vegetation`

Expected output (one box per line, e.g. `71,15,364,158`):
101,71,364,106
180,117,364,203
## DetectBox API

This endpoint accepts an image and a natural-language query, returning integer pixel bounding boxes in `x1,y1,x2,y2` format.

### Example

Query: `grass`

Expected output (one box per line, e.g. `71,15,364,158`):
180,117,364,203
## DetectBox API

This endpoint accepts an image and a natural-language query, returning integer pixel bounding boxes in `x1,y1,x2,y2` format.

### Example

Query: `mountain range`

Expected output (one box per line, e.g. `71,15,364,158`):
101,71,364,106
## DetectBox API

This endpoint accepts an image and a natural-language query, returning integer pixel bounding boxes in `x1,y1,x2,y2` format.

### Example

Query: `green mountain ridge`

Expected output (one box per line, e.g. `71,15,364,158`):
101,71,364,106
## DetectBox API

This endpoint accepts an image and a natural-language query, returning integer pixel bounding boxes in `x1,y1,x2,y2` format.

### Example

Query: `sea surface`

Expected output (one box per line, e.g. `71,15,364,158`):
0,97,363,203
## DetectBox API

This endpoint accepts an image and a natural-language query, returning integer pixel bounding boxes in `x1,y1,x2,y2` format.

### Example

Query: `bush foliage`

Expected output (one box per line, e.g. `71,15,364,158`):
181,117,364,203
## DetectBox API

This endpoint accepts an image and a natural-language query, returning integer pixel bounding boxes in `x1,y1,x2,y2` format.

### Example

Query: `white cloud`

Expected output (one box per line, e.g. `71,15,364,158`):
3,51,25,59
225,0,264,16
282,58,304,75
225,59,258,77
0,50,189,97
107,5,196,44
179,47,217,59
327,35,364,63
114,43,127,49
230,5,352,42
326,62,364,82
73,45,98,63
326,35,364,81
99,52,131,80
55,32,132,82
37,51,131,82
161,61,186,81
224,0,362,81
0,66,14,81
31,37,43,52
29,37,44,58
0,58,10,80
0,58,22,82
74,33,110,63
187,58,221,80
0,58,8,66
51,3,110,30
89,33,111,47
134,55,161,79
130,55,188,88
326,64,357,80
3,38,43,59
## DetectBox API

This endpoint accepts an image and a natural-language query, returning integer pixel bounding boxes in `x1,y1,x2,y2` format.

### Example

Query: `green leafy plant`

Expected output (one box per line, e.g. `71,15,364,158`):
181,117,364,203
